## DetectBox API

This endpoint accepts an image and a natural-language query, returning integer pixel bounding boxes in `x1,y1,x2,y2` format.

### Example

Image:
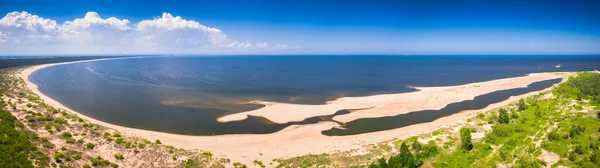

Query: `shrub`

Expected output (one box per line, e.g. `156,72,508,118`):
61,132,72,138
548,131,560,141
115,137,125,144
65,138,75,144
114,153,124,160
73,153,82,160
202,151,213,157
492,124,512,137
91,156,110,166
86,143,96,149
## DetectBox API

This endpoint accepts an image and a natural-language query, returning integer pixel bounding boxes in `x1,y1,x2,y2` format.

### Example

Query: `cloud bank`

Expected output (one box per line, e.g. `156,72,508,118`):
0,11,294,55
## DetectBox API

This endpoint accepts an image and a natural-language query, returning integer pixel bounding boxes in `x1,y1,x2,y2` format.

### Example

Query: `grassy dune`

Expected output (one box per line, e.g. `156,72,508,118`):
0,68,228,168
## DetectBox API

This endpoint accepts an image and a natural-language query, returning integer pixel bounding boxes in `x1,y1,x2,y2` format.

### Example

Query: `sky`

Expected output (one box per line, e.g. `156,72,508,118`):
0,0,599,55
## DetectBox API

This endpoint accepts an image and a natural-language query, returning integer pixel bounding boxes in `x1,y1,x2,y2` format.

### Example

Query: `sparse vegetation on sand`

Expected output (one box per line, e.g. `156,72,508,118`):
0,68,226,167
276,72,600,167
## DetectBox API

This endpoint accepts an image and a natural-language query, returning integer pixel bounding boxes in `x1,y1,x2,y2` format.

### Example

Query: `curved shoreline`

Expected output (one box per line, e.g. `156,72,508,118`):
18,58,571,164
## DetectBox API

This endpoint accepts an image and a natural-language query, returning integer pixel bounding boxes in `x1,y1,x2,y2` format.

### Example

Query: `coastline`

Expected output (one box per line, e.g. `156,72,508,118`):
18,58,571,164
218,73,564,124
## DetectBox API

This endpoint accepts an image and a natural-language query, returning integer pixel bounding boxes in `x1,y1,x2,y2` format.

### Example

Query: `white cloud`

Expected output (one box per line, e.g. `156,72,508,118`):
0,31,7,43
135,12,230,48
0,11,294,54
0,11,59,44
60,12,132,45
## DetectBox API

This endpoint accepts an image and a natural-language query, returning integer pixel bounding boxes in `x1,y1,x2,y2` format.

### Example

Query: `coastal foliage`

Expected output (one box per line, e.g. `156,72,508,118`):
0,109,37,168
0,68,226,168
368,142,418,168
459,127,473,151
303,72,598,168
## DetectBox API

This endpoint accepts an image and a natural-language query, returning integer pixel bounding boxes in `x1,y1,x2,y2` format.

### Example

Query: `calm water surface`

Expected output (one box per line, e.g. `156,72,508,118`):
30,55,600,135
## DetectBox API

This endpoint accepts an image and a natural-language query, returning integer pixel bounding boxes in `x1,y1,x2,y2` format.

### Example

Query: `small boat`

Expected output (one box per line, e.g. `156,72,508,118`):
555,64,561,68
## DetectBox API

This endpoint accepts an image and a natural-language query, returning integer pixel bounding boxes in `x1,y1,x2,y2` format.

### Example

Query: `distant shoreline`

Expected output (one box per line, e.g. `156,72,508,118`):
18,58,572,164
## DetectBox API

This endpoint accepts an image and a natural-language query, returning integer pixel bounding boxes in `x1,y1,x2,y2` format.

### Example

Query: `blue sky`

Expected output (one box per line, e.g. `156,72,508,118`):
1,0,599,55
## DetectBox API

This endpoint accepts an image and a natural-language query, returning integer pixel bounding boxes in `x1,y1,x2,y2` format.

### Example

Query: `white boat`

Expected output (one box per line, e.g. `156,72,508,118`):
555,64,561,68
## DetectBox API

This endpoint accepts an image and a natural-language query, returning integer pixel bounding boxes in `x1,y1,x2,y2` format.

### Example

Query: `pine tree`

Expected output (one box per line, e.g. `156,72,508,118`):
517,98,527,111
460,127,473,151
392,142,416,168
498,108,510,124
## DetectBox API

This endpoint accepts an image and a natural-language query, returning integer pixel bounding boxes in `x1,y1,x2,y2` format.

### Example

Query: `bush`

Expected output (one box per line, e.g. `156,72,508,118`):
65,138,75,144
115,137,125,144
569,125,585,138
61,132,72,138
492,124,512,137
202,151,213,157
114,153,124,160
547,131,560,141
416,141,439,160
155,139,161,144
91,156,110,166
86,143,96,149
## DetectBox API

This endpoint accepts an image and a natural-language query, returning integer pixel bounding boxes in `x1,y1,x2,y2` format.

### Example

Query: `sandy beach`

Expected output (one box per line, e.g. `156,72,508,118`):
19,58,567,164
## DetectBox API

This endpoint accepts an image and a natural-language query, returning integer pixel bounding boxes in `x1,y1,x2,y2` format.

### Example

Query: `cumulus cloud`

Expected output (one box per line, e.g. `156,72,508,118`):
0,11,59,44
0,11,293,54
60,12,132,45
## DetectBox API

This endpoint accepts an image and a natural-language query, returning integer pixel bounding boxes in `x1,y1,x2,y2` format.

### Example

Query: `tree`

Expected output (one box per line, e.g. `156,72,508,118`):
411,141,422,153
369,157,388,168
391,142,417,168
460,128,473,151
498,108,510,124
517,98,527,111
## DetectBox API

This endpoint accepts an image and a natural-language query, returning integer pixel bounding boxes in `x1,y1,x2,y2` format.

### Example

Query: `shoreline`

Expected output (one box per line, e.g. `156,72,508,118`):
18,58,571,164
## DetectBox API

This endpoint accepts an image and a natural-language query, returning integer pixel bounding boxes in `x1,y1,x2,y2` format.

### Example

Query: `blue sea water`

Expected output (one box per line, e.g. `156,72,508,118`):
29,55,600,135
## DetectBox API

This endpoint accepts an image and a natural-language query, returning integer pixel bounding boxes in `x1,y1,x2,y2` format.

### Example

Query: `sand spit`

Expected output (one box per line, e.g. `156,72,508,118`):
19,59,569,165
219,73,562,124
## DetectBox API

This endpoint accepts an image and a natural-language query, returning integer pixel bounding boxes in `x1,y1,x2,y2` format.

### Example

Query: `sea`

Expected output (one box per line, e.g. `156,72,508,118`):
28,55,600,135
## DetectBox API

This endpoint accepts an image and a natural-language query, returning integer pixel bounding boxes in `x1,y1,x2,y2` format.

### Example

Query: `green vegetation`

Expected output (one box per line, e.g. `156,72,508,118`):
90,156,110,166
202,151,213,157
0,109,37,167
497,108,510,124
114,153,124,160
459,127,473,151
324,72,600,168
233,162,248,168
86,142,96,149
253,160,266,168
